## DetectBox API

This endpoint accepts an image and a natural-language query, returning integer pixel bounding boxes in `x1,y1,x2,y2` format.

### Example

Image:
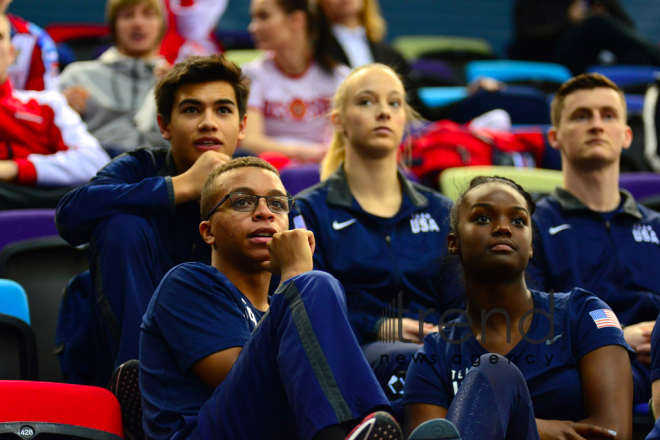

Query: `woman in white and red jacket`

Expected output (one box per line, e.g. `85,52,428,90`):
0,14,109,187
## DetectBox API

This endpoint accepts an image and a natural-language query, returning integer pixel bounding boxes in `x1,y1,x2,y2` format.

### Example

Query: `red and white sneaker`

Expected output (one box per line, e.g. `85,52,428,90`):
345,411,403,440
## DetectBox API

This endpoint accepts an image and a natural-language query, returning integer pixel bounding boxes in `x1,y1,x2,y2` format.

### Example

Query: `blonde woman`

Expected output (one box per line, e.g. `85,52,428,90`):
292,64,461,411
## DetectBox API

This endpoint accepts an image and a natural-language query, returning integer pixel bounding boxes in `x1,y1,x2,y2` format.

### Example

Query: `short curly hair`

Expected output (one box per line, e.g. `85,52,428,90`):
449,175,536,235
200,157,281,220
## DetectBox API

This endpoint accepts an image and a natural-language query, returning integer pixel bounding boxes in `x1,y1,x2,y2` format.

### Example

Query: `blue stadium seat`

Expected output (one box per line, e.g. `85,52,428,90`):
465,60,572,86
587,65,660,93
0,279,30,325
448,86,551,126
417,87,468,108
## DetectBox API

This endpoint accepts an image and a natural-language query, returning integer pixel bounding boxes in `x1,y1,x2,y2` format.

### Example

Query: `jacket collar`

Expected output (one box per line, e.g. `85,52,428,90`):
99,47,161,71
551,187,642,219
326,165,428,210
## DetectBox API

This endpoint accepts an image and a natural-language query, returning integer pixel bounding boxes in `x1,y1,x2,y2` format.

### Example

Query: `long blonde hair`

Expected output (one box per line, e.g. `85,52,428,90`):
320,63,419,181
360,0,387,43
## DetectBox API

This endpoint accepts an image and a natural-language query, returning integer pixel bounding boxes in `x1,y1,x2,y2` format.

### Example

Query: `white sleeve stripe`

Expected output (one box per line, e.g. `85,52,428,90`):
17,90,110,187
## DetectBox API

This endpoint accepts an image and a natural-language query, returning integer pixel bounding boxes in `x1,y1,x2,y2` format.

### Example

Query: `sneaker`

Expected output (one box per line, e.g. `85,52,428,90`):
345,411,403,440
408,419,461,440
108,359,144,440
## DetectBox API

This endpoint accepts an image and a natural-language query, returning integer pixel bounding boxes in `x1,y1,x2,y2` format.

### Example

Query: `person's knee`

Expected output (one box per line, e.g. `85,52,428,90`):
298,270,347,307
92,214,154,253
470,354,526,389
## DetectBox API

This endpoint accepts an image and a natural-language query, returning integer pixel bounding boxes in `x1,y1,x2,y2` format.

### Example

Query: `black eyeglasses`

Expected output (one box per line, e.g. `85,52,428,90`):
206,192,295,220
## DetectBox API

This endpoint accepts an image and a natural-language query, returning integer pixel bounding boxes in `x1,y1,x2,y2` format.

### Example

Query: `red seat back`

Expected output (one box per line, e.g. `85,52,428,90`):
0,381,124,438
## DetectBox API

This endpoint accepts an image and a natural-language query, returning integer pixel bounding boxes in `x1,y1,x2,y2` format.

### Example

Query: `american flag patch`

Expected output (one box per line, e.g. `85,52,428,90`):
589,309,621,330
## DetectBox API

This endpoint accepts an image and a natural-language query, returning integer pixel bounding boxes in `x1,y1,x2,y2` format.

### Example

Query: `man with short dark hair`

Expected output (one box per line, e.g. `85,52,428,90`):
56,53,247,385
528,72,660,404
140,156,401,440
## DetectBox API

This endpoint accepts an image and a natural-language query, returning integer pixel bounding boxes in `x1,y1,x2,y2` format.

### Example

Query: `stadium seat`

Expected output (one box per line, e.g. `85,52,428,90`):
0,313,38,380
109,360,144,440
0,238,88,383
45,23,111,62
0,381,123,439
587,65,660,94
465,60,571,93
619,172,660,200
0,279,30,325
448,86,551,126
281,165,321,196
224,49,264,66
417,87,468,108
0,209,58,252
439,166,563,200
410,58,462,87
393,35,493,62
0,280,37,380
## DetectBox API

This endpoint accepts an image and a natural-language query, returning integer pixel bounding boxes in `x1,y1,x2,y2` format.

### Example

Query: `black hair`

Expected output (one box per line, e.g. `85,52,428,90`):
449,175,536,234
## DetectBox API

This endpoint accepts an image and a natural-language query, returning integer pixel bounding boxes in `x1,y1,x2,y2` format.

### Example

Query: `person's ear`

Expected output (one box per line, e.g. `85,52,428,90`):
547,127,560,151
157,114,171,140
622,124,633,151
331,110,345,135
529,240,533,261
447,232,459,255
237,114,247,142
200,220,215,246
288,10,306,32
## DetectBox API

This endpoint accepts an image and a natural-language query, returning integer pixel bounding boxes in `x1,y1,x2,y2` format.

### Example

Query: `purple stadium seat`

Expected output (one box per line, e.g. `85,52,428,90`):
280,165,321,196
619,173,660,200
0,209,58,252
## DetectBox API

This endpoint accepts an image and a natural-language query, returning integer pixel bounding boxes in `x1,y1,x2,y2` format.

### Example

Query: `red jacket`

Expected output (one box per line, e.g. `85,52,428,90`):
0,79,109,186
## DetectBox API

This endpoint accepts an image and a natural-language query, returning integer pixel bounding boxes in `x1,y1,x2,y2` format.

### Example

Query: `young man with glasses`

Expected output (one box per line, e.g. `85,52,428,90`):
140,156,403,440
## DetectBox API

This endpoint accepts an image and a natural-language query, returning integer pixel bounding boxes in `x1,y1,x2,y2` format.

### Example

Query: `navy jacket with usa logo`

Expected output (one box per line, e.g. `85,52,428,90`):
292,166,463,345
528,187,660,327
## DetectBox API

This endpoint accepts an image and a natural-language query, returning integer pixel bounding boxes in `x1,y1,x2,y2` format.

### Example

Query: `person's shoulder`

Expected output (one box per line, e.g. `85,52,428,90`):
59,59,106,84
410,180,453,209
242,52,271,76
95,147,170,178
112,147,169,166
532,193,564,226
530,288,574,310
637,202,660,222
294,179,330,203
166,261,223,281
332,62,351,80
547,286,608,315
157,262,230,297
533,193,561,213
